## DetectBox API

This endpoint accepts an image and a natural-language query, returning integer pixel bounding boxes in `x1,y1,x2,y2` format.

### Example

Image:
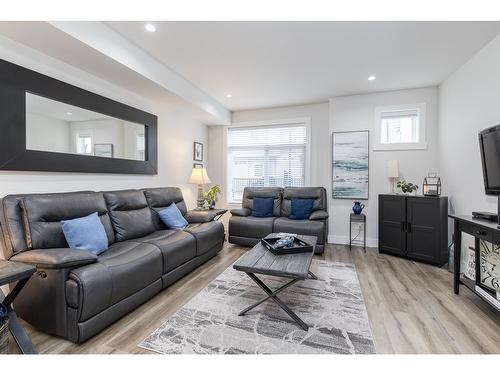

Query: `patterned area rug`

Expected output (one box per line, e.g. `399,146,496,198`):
139,260,375,354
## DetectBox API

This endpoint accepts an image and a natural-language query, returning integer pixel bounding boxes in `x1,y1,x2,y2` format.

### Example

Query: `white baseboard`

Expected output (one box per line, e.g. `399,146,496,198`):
328,235,378,248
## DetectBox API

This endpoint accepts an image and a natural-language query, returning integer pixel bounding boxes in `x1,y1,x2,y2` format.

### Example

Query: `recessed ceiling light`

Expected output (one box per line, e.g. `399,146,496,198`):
145,23,156,33
368,75,377,81
66,112,73,116
226,93,233,98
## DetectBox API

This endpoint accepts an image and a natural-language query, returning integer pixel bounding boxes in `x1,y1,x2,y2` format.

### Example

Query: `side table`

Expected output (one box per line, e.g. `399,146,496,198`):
0,260,37,354
349,213,366,252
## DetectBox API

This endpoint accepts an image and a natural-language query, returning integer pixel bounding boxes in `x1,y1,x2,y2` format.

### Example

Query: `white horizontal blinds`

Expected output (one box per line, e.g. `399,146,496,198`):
380,109,419,144
227,124,307,203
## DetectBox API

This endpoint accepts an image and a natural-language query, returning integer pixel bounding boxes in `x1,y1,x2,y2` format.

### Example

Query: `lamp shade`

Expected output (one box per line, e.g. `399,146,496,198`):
387,160,399,178
188,167,211,185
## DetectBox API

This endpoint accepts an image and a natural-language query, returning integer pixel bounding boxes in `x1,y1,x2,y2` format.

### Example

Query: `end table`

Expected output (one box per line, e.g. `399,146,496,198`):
349,213,366,252
0,260,37,354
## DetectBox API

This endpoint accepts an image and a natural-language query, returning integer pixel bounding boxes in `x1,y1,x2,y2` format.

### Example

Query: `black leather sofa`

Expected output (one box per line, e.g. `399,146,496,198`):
0,187,224,343
228,187,328,253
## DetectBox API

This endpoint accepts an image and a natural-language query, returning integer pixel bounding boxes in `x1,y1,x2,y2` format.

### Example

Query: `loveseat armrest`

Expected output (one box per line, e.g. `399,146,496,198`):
184,210,219,223
10,248,98,269
230,208,252,217
309,210,329,220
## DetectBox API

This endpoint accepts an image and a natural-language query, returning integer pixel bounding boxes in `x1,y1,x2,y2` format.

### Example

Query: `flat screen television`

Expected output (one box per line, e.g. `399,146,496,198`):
479,124,500,195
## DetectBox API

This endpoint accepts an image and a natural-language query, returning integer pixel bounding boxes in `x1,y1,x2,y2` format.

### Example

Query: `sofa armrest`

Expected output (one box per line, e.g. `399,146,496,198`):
230,208,251,217
309,210,329,220
10,248,98,269
184,210,219,223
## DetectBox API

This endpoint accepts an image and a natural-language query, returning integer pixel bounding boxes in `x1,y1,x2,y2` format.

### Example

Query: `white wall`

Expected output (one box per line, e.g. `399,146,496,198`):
208,102,330,207
0,38,208,216
330,87,439,246
26,113,71,153
439,34,500,267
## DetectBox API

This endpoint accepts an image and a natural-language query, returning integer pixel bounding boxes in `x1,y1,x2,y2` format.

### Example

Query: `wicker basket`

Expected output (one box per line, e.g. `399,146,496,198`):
0,319,9,354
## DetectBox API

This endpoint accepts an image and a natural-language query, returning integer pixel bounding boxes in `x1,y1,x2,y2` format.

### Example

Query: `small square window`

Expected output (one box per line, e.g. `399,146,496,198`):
374,104,426,151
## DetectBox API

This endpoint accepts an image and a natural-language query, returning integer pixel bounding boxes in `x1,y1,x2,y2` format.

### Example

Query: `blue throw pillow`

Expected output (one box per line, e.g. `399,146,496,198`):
289,198,314,220
61,212,108,255
159,202,188,230
251,197,275,217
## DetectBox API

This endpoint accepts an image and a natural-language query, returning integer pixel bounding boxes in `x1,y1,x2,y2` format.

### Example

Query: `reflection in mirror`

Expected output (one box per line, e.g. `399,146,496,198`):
26,93,146,161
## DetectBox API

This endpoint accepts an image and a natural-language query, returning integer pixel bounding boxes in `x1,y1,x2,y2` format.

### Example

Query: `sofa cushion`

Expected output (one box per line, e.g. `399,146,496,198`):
281,187,327,217
273,217,326,244
143,188,187,230
228,216,275,239
159,203,188,229
251,197,275,218
184,221,224,256
133,230,196,273
20,192,115,249
62,213,109,255
242,187,282,217
289,198,314,220
103,190,156,241
68,241,162,321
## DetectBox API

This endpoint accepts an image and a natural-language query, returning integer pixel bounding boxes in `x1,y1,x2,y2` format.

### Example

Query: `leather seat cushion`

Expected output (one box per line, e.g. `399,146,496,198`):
273,217,325,244
68,241,162,321
184,222,224,256
228,216,275,239
133,230,196,273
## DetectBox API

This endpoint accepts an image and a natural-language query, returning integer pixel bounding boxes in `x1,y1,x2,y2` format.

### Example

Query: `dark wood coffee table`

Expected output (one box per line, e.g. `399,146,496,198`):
0,260,37,354
233,234,318,331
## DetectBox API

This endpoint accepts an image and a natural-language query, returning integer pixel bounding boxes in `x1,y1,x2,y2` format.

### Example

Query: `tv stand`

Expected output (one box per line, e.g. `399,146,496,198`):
449,214,500,312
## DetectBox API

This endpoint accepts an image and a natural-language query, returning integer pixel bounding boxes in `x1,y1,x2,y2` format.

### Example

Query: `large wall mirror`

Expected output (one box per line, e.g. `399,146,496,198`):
0,59,158,174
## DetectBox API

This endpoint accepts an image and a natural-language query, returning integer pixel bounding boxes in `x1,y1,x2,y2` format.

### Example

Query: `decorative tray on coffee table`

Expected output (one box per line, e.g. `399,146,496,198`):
261,235,313,255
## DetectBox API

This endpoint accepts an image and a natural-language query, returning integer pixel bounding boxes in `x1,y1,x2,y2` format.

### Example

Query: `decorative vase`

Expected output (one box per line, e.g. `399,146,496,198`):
352,201,365,215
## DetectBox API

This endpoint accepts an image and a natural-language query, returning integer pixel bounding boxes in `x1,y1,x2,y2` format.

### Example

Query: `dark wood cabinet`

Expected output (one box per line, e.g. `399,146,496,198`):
379,194,448,266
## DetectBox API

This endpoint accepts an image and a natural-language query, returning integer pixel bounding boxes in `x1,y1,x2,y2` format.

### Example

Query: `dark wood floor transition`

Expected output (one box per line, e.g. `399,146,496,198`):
13,243,500,354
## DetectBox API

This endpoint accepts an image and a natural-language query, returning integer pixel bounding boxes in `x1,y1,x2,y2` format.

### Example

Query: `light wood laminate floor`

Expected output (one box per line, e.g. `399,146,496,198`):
13,243,500,354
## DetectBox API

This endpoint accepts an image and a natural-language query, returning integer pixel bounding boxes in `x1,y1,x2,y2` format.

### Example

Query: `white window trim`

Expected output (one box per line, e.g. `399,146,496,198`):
373,103,427,151
222,117,311,205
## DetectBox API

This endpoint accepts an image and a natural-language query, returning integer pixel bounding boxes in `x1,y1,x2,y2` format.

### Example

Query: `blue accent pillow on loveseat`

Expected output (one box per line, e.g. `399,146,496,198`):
61,212,108,255
251,197,275,217
159,202,188,229
289,198,314,220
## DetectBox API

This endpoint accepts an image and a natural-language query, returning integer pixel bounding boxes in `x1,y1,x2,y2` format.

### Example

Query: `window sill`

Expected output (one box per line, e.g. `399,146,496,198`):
373,141,427,151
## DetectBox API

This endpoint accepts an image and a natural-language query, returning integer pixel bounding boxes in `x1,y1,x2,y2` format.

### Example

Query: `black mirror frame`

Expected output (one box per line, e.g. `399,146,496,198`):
0,59,158,175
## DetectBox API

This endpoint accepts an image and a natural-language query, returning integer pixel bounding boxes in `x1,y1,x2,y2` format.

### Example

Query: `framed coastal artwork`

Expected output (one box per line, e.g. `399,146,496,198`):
332,130,369,199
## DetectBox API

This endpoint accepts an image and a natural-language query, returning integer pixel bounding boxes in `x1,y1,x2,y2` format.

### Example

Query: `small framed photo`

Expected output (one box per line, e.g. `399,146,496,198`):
94,143,114,158
193,142,203,161
193,163,203,169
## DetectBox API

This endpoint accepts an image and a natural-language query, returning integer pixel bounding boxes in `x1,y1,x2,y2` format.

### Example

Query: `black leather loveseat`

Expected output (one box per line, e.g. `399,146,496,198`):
228,187,328,253
0,187,224,343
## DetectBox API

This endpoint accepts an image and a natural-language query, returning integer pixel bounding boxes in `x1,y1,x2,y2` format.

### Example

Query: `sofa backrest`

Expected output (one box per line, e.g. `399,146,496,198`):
103,189,156,242
143,187,187,230
0,191,97,259
0,187,188,258
242,187,283,217
280,187,328,217
21,192,115,250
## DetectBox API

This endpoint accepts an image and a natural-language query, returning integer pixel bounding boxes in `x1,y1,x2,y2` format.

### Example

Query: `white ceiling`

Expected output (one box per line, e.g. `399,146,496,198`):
107,21,500,111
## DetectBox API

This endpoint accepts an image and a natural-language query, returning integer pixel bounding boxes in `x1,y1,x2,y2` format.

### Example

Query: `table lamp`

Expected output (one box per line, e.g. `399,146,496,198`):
188,167,212,209
387,160,399,193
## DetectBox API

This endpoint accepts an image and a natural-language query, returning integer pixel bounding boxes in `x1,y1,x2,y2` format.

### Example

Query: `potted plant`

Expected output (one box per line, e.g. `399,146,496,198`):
203,185,222,209
397,180,419,195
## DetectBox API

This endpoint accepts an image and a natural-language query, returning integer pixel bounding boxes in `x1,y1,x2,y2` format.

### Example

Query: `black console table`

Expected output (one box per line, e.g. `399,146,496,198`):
449,214,500,312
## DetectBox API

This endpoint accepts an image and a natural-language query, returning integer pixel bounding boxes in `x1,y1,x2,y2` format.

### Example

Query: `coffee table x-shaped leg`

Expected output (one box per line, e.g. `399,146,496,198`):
238,271,318,331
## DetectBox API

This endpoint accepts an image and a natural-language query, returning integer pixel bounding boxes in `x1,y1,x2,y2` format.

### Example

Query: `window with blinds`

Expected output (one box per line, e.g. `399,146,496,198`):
226,123,308,203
